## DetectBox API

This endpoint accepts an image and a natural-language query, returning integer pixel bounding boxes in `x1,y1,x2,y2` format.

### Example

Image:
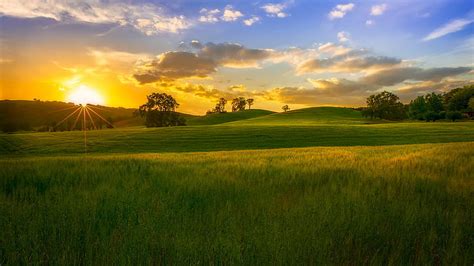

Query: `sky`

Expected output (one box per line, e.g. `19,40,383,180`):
0,0,473,114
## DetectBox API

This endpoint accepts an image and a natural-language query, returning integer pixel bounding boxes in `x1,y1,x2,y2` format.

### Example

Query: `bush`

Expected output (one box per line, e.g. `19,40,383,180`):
424,111,440,122
439,111,446,119
446,111,463,122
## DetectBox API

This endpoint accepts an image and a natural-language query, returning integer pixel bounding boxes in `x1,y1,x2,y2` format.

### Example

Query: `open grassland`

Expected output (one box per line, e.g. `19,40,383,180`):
1,107,474,156
1,142,473,264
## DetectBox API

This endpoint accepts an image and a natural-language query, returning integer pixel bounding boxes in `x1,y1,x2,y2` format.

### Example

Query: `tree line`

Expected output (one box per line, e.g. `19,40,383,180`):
361,85,474,121
206,97,255,114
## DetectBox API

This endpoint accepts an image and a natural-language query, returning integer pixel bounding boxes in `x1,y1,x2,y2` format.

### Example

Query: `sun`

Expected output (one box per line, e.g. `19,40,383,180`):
67,85,105,106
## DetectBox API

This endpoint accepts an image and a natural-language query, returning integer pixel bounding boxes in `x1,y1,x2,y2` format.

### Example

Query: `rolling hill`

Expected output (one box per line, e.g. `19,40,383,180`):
186,109,275,125
227,107,365,125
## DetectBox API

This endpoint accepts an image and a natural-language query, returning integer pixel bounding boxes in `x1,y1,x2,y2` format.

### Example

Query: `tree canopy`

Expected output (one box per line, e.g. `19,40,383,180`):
138,93,185,127
362,91,406,120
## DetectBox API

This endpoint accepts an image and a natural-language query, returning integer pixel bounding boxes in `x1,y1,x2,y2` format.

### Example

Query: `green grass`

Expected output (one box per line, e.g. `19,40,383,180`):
230,107,366,125
1,107,474,156
1,107,473,264
186,109,275,125
1,142,473,264
1,120,473,156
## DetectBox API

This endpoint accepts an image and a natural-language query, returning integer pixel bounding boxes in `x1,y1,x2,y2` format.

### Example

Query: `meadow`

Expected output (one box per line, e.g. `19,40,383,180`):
1,107,473,264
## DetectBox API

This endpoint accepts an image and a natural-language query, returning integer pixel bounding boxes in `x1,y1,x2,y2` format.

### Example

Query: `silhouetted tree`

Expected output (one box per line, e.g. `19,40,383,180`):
138,93,186,127
282,105,290,112
231,97,247,112
246,98,254,109
209,98,227,114
363,91,406,120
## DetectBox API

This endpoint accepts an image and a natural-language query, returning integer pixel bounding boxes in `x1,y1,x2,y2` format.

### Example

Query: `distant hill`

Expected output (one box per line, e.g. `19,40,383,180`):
228,107,365,125
186,109,275,126
0,101,367,132
0,100,275,132
0,100,137,132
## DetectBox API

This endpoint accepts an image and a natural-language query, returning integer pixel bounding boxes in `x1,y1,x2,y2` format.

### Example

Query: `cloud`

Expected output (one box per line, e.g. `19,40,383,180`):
328,3,355,20
423,19,473,41
394,80,474,101
133,42,277,84
317,42,353,56
196,42,275,68
370,4,387,16
221,5,244,22
265,80,369,105
133,52,217,84
298,55,400,74
243,16,260,26
362,67,472,86
199,8,220,23
261,3,290,18
366,20,374,26
0,1,191,35
337,31,350,42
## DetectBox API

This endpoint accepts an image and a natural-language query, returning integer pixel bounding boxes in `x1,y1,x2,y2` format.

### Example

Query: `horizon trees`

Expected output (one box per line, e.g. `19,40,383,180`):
362,91,406,120
246,98,254,109
207,98,227,114
138,93,186,127
232,97,247,112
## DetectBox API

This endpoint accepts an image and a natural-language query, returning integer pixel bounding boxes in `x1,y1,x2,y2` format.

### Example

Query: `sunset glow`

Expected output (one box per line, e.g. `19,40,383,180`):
0,0,472,114
67,85,105,106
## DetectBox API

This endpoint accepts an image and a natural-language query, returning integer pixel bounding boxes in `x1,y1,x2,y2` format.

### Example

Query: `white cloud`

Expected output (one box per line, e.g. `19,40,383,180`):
337,31,350,42
199,8,220,23
370,4,387,16
366,20,374,26
328,3,355,20
243,16,260,26
0,0,191,35
423,19,474,41
221,5,244,22
261,3,289,18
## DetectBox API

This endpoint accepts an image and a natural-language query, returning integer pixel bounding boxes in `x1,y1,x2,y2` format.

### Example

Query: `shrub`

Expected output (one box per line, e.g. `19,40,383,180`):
446,111,463,122
424,111,440,122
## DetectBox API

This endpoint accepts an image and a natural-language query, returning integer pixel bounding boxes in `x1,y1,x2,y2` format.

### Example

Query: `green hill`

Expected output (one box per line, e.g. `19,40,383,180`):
187,109,275,125
0,100,137,131
229,107,365,125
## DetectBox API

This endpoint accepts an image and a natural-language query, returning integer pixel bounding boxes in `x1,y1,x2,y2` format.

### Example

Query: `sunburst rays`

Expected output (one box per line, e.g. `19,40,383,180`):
53,104,114,153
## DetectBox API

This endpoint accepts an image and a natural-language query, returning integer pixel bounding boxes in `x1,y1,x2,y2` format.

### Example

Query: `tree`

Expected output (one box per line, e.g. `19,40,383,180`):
446,111,463,122
408,96,427,120
282,105,290,112
364,91,406,120
445,85,474,111
246,98,254,109
231,97,247,112
138,93,186,127
424,111,440,122
469,97,474,110
211,98,227,113
425,92,444,113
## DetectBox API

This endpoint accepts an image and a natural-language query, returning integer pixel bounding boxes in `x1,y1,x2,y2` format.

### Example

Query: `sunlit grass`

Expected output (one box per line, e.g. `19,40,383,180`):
1,142,473,264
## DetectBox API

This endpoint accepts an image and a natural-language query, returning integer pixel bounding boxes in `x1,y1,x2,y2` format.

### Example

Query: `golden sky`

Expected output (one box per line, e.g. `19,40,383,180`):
1,0,473,114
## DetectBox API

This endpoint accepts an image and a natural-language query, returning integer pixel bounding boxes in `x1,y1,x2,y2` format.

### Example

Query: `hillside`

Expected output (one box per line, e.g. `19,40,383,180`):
229,107,365,125
0,100,137,131
187,109,275,125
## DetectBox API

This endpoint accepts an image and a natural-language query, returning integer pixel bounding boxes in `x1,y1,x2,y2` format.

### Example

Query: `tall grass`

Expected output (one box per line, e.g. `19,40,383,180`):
1,142,473,264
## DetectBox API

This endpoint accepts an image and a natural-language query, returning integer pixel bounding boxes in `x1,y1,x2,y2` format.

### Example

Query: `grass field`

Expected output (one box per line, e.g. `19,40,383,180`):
2,107,474,156
1,107,473,264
